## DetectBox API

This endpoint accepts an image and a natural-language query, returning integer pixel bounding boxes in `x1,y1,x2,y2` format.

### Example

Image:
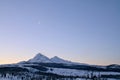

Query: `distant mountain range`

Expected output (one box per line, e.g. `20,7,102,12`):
27,53,86,65
0,53,120,79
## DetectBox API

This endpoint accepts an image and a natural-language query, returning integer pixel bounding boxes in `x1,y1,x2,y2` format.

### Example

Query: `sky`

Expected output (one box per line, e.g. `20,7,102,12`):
0,0,120,65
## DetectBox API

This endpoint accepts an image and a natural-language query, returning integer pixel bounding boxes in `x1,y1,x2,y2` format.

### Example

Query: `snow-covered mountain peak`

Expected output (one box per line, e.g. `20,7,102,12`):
51,56,73,64
52,56,61,59
34,53,46,58
28,53,52,63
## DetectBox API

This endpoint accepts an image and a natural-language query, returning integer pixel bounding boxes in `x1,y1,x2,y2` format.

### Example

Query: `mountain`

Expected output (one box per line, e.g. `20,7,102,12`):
107,64,120,69
27,53,74,64
51,56,73,64
27,53,87,65
27,53,81,65
50,56,89,66
28,53,52,63
0,53,120,79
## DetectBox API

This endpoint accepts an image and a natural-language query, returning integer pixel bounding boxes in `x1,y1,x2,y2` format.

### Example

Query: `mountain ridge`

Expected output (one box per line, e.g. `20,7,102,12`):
28,53,52,63
22,53,120,67
18,53,120,68
0,53,120,79
27,53,89,65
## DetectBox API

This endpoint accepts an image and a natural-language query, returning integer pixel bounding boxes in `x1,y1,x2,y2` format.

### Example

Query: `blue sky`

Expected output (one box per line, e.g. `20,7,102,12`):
0,0,120,65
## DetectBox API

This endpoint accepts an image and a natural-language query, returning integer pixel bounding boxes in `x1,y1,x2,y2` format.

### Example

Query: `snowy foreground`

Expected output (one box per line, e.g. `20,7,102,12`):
0,73,120,80
0,53,120,80
0,77,120,80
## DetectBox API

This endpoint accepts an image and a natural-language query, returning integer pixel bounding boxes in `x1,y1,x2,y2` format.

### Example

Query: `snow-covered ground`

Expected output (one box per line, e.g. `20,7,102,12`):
0,73,120,80
48,67,120,77
0,75,22,80
0,77,120,80
0,53,120,80
0,77,22,80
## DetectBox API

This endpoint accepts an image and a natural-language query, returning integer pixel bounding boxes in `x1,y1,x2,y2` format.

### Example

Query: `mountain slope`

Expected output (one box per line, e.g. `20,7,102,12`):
28,53,52,63
51,56,73,64
0,53,120,79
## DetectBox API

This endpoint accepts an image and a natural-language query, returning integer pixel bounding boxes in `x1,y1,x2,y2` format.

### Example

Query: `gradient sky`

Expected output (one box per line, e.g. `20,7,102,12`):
0,0,120,65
